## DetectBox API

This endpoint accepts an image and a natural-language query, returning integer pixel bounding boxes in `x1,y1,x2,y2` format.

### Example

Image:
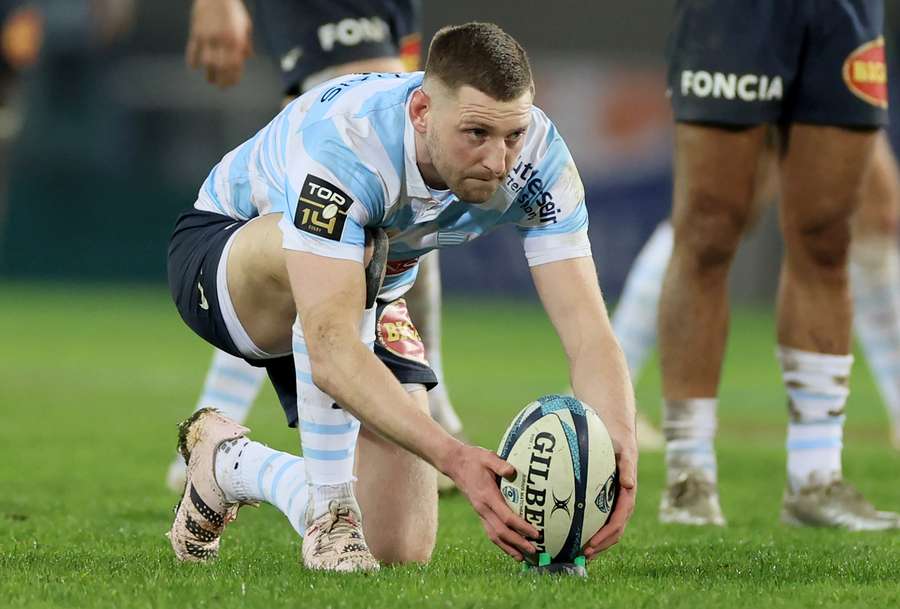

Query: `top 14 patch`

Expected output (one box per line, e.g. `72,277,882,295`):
294,175,353,241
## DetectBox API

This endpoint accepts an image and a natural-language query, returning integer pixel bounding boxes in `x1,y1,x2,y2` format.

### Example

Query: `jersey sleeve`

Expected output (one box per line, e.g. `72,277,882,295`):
280,117,388,263
514,120,592,267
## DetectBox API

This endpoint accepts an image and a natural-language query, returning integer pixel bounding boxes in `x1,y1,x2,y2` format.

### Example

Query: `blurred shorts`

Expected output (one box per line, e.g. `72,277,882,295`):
667,0,887,127
167,208,436,427
254,0,423,96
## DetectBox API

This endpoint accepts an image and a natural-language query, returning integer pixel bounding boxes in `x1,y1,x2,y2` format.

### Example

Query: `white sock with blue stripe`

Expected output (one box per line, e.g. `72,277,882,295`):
195,349,267,423
663,398,718,484
294,309,375,519
850,237,900,432
778,346,852,491
612,221,673,378
214,438,308,536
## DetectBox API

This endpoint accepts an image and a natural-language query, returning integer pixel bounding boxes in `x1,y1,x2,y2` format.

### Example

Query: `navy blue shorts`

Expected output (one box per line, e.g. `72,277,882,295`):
253,0,422,96
167,208,437,427
667,0,888,127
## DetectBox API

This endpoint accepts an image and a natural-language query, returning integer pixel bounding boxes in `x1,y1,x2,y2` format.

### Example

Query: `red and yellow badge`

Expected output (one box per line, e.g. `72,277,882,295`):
377,299,428,365
842,37,888,109
399,33,422,72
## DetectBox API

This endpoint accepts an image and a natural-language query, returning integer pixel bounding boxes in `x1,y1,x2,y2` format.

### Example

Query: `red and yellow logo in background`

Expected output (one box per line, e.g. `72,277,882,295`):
843,37,888,109
400,33,422,72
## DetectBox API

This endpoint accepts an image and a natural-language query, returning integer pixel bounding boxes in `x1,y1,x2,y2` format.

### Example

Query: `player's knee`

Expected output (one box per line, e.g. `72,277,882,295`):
787,218,852,270
676,188,751,271
379,542,435,566
370,527,436,565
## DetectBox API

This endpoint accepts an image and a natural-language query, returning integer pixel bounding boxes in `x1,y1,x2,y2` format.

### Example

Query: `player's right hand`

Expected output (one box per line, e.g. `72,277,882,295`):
443,444,540,561
186,0,253,89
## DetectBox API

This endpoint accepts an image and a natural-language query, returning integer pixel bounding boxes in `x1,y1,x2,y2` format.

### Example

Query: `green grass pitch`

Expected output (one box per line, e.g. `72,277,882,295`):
1,283,898,608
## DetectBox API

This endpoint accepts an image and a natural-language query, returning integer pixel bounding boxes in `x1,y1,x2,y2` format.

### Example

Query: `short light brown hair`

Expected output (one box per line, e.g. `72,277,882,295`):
424,22,533,101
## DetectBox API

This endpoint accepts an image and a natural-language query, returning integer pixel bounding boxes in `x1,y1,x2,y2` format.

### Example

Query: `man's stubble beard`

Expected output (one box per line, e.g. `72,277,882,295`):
425,130,497,204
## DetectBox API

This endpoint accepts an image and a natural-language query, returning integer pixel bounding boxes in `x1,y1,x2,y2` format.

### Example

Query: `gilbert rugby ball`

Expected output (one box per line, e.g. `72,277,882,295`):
497,395,617,564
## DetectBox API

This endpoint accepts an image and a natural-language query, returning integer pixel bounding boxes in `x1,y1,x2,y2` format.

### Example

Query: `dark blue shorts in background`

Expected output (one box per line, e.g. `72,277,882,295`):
667,0,887,127
254,0,422,96
167,208,436,428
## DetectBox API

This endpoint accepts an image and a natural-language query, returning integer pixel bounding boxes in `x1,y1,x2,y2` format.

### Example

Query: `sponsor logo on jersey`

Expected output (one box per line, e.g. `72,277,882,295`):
318,17,389,52
507,160,559,225
843,37,888,109
294,175,352,241
385,258,419,276
680,70,783,102
523,430,555,553
319,72,406,103
377,299,428,365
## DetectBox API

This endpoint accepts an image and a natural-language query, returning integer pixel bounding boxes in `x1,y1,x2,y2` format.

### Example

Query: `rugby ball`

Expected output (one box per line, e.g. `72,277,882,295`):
497,395,617,564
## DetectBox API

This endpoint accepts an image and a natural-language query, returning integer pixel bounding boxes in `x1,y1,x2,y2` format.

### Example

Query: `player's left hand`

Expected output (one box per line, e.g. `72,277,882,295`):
581,429,637,560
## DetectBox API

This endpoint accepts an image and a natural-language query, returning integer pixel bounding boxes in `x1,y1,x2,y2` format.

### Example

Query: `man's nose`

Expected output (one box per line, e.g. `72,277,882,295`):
481,139,507,178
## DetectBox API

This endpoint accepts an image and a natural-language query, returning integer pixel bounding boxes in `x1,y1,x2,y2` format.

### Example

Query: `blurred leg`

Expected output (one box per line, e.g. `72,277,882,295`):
849,132,900,449
777,124,899,529
658,123,766,525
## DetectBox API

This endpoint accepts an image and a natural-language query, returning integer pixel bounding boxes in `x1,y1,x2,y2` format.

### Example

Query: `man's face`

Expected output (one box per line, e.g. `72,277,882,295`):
421,83,533,203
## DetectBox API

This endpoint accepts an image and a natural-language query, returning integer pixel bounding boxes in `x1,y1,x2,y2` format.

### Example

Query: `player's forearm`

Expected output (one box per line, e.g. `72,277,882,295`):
307,323,462,472
569,328,636,441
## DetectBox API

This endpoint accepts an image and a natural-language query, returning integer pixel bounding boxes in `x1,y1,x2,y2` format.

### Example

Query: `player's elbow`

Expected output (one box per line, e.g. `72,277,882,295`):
305,319,351,395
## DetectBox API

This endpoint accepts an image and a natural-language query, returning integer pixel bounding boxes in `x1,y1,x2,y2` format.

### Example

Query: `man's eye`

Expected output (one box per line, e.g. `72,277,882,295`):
507,131,525,142
467,129,487,138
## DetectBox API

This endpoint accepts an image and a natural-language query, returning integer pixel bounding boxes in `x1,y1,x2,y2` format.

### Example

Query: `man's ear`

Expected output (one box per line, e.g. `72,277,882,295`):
409,88,430,135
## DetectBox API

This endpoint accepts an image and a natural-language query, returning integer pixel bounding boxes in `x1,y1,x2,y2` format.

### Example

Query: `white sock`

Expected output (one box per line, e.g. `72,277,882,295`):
663,398,718,484
612,221,673,379
778,346,852,491
195,349,267,423
850,237,900,430
214,438,308,536
294,310,374,518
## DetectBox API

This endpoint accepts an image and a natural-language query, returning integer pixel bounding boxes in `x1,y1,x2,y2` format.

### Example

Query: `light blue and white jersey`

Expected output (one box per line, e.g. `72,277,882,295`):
194,71,591,299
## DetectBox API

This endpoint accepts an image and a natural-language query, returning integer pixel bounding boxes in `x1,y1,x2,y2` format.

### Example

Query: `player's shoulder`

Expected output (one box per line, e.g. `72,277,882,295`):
289,71,421,178
305,71,424,121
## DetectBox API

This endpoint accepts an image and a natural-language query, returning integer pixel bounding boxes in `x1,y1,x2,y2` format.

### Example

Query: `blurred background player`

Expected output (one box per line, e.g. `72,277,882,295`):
0,2,42,246
166,0,466,493
613,133,900,453
654,0,900,530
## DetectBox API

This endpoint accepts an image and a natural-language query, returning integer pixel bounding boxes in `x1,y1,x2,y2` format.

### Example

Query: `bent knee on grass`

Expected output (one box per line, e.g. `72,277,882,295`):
355,392,438,565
